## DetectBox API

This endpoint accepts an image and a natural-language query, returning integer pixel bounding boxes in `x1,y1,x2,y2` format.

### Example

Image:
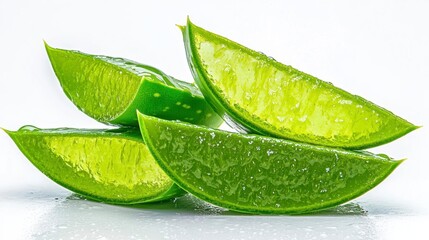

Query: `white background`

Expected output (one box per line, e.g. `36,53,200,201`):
0,0,428,239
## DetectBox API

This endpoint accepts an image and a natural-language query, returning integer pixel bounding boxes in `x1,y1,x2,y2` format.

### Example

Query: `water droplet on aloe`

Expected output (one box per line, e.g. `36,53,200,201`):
19,125,39,132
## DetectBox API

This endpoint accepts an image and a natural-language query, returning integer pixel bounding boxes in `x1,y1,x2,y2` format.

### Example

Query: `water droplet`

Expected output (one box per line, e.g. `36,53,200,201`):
258,51,266,56
276,116,286,122
298,115,307,122
267,149,274,156
334,118,344,123
209,132,216,139
19,125,39,131
224,65,232,72
198,136,205,144
339,99,353,105
291,76,302,82
325,167,330,173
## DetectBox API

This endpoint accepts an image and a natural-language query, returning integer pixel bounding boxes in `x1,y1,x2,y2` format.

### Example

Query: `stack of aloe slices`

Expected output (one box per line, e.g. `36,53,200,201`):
4,18,418,214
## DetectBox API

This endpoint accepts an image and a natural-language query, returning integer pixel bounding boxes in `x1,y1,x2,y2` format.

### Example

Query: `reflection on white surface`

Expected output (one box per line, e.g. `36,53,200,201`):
2,187,427,240
38,195,373,240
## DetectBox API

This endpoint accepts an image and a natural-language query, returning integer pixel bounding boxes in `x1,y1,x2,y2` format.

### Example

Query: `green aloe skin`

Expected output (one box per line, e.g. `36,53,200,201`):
5,126,185,204
181,18,418,149
138,113,403,214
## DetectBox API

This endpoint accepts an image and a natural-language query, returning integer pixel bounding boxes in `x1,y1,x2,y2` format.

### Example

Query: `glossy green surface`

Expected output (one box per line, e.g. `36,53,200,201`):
182,19,417,149
138,113,402,214
5,126,185,204
45,43,223,127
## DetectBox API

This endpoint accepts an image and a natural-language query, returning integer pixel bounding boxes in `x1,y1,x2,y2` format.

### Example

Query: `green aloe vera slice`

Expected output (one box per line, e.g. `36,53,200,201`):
182,18,417,149
45,43,223,127
5,126,185,204
138,112,402,214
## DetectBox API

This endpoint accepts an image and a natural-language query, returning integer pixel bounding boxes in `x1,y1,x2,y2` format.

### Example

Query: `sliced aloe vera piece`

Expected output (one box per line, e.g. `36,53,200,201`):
5,126,185,204
182,19,417,149
138,113,402,214
45,43,223,127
